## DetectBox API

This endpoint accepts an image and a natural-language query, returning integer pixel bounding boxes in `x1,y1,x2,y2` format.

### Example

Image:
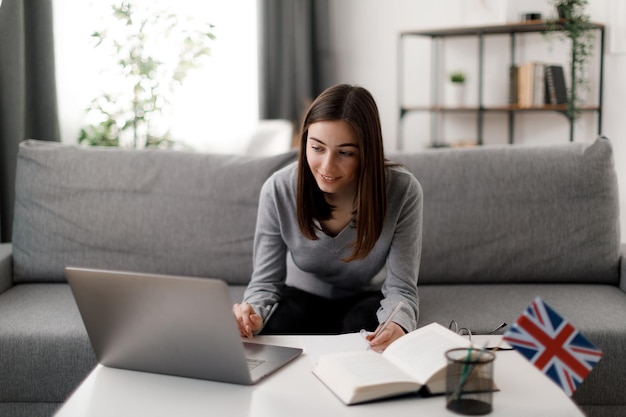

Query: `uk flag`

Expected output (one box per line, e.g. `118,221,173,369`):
503,297,603,397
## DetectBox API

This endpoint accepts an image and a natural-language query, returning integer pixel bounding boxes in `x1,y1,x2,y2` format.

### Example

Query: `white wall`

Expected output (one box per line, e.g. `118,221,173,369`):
328,0,626,242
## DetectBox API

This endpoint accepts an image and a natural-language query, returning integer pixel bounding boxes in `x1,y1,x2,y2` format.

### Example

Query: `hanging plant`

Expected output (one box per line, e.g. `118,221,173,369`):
544,0,595,120
78,1,216,148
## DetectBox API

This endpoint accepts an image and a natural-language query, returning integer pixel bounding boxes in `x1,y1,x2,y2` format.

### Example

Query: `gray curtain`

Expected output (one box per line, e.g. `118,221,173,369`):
0,0,60,242
258,0,333,127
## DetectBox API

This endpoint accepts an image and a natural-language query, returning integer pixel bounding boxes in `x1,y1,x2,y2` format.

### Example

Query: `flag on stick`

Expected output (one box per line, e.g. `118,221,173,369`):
503,297,602,396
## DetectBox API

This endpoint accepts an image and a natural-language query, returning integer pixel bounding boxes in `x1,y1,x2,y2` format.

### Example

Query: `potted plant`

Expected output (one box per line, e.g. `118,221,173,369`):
450,71,466,84
544,0,594,120
449,71,466,106
78,1,216,148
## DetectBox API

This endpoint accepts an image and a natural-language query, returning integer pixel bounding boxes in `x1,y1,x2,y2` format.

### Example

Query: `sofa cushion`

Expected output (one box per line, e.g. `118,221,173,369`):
0,284,96,403
417,283,626,408
12,140,297,285
389,138,621,285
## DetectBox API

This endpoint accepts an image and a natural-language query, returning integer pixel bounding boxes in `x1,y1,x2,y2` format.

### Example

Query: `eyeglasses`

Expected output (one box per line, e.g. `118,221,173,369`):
448,320,507,342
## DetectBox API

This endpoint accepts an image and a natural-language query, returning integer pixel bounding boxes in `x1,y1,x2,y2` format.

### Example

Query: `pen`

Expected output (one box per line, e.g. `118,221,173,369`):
372,301,405,339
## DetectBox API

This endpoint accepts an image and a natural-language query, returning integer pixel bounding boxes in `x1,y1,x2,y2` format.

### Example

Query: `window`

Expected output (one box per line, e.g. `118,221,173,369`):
53,0,258,153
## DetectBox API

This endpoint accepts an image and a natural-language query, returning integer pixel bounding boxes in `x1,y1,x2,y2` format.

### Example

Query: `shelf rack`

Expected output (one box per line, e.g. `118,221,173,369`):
397,20,605,149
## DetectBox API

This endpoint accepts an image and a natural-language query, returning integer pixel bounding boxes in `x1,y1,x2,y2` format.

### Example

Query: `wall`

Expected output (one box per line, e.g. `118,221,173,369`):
328,0,626,241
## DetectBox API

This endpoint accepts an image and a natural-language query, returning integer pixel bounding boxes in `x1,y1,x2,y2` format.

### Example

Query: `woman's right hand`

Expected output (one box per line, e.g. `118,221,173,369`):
232,302,263,339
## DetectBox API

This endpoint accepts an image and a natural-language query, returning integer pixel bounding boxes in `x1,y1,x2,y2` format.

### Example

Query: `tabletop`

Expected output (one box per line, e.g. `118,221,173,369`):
54,334,584,417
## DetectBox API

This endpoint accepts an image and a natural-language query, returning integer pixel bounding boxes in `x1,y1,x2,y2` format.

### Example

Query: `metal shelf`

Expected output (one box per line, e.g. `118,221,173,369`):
397,20,605,149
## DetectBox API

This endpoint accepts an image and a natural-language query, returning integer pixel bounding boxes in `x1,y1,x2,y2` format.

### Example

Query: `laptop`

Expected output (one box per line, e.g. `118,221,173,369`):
65,266,302,385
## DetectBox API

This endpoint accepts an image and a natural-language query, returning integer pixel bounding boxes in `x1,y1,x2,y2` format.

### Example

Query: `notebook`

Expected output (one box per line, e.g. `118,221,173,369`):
65,266,302,385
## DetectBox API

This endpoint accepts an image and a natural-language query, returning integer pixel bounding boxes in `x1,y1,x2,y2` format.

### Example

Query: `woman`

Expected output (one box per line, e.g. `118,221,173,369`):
233,84,422,351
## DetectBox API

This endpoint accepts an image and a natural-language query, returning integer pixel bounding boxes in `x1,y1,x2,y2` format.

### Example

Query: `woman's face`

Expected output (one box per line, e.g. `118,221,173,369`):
306,120,360,199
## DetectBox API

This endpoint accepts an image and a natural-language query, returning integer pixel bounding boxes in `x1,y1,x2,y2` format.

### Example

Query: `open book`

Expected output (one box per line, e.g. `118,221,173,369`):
313,322,493,405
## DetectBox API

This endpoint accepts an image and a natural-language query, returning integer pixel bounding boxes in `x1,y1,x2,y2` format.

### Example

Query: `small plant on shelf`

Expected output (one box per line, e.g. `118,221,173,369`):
544,0,595,120
448,71,467,107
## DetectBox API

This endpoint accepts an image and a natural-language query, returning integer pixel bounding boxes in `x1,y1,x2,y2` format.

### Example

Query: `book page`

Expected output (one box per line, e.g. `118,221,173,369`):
383,323,471,384
313,350,421,404
316,351,415,386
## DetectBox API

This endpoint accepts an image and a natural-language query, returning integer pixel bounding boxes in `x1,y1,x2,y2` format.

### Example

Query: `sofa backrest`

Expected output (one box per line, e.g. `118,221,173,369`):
389,137,621,285
12,138,621,287
12,140,297,285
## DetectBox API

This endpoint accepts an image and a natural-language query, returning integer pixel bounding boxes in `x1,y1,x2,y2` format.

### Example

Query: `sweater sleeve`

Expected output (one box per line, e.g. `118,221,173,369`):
242,174,288,323
378,171,423,332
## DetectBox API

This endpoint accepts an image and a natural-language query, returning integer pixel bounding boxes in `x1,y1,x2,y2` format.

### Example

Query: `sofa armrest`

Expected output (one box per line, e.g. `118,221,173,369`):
621,243,626,293
0,243,13,295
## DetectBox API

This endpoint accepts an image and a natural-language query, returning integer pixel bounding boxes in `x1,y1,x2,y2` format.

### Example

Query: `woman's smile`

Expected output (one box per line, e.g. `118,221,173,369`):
319,173,341,183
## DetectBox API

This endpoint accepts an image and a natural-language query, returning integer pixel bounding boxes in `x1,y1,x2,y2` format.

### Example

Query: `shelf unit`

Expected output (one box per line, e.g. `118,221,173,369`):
397,20,605,149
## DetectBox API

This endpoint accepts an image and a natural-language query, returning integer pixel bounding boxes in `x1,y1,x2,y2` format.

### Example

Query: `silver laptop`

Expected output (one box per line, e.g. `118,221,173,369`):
65,266,302,385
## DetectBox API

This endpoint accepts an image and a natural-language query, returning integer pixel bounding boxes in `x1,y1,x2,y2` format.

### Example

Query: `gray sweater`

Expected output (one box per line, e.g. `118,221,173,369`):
243,162,423,332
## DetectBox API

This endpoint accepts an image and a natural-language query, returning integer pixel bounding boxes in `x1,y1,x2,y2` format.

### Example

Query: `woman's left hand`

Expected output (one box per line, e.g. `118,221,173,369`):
366,322,405,352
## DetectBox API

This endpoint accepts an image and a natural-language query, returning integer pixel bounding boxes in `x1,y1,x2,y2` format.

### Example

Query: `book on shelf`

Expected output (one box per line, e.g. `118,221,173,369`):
544,65,567,105
512,62,568,108
312,322,497,405
517,62,531,107
532,62,546,106
517,61,545,108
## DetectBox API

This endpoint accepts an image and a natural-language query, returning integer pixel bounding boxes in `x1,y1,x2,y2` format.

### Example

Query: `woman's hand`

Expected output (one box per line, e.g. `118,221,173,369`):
232,302,263,339
366,322,405,352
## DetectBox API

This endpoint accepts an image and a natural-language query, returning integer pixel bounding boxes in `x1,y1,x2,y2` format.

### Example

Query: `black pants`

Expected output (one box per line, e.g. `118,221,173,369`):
260,286,382,335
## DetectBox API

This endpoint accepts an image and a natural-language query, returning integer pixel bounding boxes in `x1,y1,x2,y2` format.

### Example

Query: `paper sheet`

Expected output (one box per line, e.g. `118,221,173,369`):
300,333,369,364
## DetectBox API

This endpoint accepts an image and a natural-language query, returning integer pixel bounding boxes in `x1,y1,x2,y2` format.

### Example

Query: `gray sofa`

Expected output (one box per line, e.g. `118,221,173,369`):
0,138,624,417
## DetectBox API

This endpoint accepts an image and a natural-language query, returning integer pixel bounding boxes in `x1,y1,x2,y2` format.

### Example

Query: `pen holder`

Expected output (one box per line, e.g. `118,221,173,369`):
445,347,496,415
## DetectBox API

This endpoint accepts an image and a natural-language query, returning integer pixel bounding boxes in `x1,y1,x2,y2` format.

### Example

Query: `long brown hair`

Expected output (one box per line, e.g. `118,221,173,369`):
297,84,386,262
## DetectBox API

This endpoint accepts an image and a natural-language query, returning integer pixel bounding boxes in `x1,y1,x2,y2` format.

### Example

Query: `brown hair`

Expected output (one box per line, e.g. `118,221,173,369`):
296,84,386,262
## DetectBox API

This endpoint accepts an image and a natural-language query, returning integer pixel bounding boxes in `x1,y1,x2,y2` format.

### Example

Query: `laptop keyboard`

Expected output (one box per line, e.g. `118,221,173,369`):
246,358,265,370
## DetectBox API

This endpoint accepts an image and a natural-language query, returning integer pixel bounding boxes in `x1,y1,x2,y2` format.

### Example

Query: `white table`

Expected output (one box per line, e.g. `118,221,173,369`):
54,335,584,417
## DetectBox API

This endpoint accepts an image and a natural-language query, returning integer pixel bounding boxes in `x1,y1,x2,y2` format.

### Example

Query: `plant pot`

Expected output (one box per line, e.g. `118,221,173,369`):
449,83,466,107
